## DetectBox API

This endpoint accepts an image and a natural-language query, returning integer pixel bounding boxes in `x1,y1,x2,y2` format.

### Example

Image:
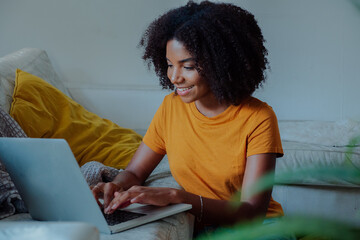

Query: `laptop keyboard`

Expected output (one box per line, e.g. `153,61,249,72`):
103,210,146,226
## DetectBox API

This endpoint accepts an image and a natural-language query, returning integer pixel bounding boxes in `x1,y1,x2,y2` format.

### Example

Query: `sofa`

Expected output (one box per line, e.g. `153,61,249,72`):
1,48,360,239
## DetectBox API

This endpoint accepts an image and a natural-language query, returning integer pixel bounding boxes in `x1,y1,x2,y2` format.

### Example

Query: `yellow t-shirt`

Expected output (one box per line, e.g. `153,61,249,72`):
143,93,284,217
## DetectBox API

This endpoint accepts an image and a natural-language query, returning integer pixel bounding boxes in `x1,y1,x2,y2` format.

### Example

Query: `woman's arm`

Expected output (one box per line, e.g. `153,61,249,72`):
92,142,164,210
177,153,276,225
105,153,276,226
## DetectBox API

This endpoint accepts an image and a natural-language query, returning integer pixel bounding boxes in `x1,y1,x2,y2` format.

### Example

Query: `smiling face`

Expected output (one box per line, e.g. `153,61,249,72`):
166,39,213,104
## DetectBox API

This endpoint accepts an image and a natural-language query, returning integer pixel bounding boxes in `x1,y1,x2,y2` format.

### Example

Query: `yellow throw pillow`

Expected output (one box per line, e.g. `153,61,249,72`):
10,69,142,169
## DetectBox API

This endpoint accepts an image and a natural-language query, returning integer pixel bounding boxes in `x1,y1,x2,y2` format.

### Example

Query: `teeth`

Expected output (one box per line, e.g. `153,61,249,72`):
177,86,193,91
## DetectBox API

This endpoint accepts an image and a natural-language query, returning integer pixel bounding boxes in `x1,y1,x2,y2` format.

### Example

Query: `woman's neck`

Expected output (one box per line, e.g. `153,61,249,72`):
194,97,229,118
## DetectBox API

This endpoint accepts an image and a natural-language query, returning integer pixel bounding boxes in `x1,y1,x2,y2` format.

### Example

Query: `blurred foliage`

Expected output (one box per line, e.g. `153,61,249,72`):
197,216,360,240
349,0,360,11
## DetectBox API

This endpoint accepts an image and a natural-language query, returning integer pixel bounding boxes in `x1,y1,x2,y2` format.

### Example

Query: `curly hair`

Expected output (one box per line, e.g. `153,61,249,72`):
139,0,268,105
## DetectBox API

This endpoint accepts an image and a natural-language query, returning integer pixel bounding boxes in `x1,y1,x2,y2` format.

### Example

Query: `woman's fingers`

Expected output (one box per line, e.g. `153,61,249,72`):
91,182,105,208
105,190,135,214
103,182,121,209
91,182,123,211
104,186,177,214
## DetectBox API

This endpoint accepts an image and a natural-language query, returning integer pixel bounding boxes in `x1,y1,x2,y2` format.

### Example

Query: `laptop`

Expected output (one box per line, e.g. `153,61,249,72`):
0,138,192,234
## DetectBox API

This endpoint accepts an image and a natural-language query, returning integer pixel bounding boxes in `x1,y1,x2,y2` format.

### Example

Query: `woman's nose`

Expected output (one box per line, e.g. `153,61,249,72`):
170,68,183,84
170,69,178,83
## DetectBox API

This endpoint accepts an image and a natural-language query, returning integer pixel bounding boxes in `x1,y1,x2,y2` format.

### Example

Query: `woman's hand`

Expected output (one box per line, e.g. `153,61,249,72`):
91,182,123,210
91,142,165,212
104,186,180,214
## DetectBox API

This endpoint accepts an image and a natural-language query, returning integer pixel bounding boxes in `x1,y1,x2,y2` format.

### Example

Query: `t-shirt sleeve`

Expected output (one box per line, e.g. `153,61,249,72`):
246,104,283,158
143,97,167,155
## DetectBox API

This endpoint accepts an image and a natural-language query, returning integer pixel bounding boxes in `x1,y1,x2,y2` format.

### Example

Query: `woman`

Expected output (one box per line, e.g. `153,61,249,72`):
92,0,284,235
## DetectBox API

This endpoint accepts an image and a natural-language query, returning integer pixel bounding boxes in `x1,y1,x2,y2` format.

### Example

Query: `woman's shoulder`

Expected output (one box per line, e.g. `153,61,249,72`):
241,96,272,109
238,96,276,119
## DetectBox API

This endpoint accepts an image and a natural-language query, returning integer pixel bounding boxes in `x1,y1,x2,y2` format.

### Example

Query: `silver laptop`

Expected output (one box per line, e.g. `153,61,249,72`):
0,138,192,234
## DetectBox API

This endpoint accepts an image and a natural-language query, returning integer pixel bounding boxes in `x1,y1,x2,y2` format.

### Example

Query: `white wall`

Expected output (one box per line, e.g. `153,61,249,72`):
1,0,360,129
246,0,360,121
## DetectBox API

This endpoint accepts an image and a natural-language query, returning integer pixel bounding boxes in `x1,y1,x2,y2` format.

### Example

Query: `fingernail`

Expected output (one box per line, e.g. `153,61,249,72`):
111,204,117,210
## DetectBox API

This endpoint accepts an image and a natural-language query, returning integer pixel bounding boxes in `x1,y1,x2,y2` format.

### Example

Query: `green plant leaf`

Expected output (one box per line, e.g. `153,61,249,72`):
197,216,360,240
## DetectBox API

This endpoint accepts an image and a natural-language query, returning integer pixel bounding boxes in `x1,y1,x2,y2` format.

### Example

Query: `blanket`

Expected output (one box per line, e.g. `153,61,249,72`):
0,108,28,219
80,161,122,187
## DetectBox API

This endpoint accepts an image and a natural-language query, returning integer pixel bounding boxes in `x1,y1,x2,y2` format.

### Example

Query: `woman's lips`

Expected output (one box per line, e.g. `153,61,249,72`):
176,86,194,96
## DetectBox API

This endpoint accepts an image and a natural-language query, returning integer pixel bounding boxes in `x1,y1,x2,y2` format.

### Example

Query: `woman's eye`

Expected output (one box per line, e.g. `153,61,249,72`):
167,65,173,68
184,66,195,70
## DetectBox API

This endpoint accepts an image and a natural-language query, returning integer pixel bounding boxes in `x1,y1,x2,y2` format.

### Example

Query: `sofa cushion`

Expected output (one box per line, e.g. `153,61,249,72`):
276,120,360,187
275,141,360,187
10,69,142,169
0,48,71,113
278,120,360,147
